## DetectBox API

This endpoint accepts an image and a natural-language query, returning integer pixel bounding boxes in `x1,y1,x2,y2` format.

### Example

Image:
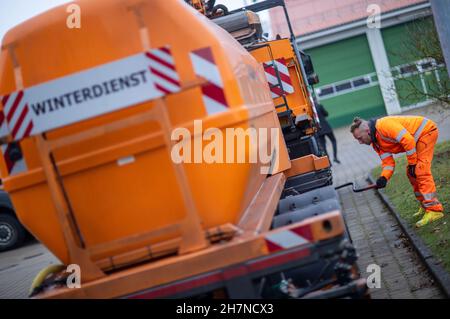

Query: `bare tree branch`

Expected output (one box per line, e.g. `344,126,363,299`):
386,17,449,108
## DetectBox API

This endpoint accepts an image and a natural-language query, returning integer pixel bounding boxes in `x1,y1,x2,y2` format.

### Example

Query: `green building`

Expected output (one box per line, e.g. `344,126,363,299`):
270,1,448,127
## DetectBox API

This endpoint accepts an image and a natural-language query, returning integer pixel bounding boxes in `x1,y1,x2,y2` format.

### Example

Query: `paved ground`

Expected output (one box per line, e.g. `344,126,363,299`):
328,103,449,299
0,241,59,298
0,103,449,299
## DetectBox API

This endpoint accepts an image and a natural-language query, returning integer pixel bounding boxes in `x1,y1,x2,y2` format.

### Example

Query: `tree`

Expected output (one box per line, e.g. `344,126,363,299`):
388,17,449,107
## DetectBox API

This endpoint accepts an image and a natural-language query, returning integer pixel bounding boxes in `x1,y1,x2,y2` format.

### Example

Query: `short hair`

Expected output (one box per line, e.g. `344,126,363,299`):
350,117,364,133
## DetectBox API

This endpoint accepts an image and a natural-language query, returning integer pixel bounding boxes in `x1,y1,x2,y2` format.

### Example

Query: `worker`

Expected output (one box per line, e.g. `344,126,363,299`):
315,99,340,164
350,115,444,227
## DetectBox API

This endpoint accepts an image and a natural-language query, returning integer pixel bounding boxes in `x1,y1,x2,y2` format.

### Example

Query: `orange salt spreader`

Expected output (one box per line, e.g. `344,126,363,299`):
0,0,367,298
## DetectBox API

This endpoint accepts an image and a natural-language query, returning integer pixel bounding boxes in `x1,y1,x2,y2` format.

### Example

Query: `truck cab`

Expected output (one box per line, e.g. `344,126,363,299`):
211,1,322,160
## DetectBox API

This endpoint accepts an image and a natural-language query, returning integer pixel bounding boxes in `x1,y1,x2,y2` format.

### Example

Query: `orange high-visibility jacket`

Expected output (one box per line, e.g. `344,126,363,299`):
369,116,437,180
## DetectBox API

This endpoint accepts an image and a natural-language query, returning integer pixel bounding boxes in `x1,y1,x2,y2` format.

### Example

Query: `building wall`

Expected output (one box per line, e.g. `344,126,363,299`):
304,16,448,127
268,0,447,127
270,0,428,37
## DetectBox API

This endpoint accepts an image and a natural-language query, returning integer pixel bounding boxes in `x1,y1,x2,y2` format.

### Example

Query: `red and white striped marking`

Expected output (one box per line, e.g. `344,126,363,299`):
310,95,321,125
0,110,9,138
1,92,34,141
265,225,312,253
0,143,27,175
0,46,181,144
0,97,28,175
146,46,181,95
263,58,294,99
189,47,229,115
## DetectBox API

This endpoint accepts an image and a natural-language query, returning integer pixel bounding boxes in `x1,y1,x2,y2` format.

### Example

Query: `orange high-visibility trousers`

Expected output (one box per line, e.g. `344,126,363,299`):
406,127,443,212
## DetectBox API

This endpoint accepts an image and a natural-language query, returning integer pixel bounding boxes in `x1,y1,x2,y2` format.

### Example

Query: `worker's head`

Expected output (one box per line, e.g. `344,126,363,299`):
350,117,371,145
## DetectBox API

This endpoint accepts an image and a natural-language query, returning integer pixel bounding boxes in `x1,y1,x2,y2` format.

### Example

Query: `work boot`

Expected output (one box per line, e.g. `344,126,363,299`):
413,207,425,218
334,158,341,164
415,210,444,228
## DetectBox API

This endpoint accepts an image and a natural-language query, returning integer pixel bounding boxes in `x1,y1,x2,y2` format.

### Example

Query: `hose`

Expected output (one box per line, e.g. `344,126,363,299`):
206,0,216,10
211,4,229,16
334,182,377,192
29,264,66,297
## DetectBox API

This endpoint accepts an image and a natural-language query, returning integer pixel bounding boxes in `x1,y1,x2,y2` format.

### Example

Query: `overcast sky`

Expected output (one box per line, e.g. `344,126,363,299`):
0,0,266,44
0,0,71,44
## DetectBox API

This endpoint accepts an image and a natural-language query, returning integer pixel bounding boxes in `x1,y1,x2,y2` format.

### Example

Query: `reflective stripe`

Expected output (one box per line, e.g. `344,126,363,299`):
414,118,429,141
423,200,440,208
396,128,407,142
383,166,394,171
423,192,436,200
415,192,422,197
378,131,397,143
380,152,393,160
406,148,416,156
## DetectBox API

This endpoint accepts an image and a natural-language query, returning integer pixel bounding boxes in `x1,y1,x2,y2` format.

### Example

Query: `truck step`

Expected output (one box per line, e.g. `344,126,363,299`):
278,185,337,214
272,198,341,228
283,168,333,197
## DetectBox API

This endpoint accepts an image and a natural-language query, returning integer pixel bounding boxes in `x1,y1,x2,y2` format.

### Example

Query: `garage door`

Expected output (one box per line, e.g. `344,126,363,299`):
306,35,386,128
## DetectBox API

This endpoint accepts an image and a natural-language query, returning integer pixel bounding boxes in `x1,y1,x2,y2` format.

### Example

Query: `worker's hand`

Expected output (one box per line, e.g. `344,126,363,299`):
376,176,387,189
407,165,417,178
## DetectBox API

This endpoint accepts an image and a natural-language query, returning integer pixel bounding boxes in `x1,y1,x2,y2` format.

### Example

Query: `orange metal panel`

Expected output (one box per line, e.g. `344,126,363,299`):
285,154,330,178
37,236,269,299
238,172,285,234
249,39,315,121
0,0,287,271
35,211,345,299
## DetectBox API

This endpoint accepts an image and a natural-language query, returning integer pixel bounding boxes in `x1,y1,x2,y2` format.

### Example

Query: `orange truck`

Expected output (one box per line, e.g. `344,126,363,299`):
0,0,366,298
209,0,323,160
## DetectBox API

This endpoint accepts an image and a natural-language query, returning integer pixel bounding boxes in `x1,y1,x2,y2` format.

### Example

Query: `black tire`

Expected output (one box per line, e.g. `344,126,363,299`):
0,214,27,252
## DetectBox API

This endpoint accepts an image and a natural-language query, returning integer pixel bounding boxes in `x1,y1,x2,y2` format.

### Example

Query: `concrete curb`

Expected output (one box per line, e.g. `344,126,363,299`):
367,174,450,299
